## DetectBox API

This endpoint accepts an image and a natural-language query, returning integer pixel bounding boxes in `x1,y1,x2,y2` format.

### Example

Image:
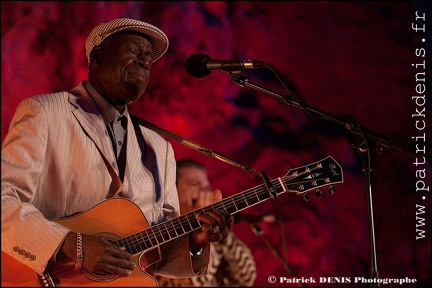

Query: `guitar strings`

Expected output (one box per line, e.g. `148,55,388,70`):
115,166,327,254
119,166,326,254
120,181,273,254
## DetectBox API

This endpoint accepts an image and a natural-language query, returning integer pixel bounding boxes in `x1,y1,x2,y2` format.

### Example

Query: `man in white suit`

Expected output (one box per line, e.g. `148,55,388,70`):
1,18,233,287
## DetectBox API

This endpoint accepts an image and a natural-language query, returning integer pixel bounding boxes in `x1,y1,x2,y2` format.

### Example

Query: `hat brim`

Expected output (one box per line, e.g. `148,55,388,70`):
105,25,168,62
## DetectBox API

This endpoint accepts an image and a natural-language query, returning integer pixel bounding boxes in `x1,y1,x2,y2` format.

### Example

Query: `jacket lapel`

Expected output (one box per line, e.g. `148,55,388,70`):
69,83,122,197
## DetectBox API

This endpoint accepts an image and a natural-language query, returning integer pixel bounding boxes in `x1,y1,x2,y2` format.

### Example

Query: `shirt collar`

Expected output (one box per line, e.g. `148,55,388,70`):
84,81,128,125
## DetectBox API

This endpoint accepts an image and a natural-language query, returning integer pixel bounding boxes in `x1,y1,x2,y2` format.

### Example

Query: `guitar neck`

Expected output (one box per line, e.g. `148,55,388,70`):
116,177,283,255
113,155,342,256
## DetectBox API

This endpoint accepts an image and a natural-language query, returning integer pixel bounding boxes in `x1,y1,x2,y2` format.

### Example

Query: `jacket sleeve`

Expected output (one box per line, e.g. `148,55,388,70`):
1,98,70,275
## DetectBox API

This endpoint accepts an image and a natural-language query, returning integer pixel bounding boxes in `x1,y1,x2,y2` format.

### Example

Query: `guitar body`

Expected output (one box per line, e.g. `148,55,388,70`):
1,198,160,287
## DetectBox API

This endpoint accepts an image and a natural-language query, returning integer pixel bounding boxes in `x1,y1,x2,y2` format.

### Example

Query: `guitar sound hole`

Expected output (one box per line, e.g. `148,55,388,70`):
81,232,121,282
82,269,119,282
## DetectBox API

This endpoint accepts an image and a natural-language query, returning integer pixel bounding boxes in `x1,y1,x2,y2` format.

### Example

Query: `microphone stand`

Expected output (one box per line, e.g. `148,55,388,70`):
227,68,430,287
229,71,429,161
250,223,305,287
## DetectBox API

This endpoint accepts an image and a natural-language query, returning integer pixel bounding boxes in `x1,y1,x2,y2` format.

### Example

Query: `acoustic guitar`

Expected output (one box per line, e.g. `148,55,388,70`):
1,156,343,287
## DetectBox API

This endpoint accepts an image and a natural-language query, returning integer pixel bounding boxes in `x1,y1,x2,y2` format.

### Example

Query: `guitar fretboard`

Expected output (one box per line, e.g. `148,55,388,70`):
116,179,279,254
112,155,341,255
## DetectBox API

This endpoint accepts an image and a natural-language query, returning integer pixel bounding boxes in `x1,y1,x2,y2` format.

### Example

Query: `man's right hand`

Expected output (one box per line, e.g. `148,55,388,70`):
59,232,136,276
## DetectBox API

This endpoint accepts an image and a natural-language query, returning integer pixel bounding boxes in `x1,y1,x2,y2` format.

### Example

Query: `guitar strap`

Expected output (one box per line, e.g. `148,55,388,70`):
129,114,258,177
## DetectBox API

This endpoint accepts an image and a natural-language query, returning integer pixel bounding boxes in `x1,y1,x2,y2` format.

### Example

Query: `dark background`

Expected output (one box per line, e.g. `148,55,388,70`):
1,1,431,286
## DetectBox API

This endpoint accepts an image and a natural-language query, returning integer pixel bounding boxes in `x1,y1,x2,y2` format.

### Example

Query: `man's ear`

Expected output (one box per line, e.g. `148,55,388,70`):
89,46,102,66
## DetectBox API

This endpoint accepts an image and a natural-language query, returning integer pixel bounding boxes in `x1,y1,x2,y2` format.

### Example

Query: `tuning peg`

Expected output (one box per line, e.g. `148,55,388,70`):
315,189,323,197
303,193,310,201
328,185,336,195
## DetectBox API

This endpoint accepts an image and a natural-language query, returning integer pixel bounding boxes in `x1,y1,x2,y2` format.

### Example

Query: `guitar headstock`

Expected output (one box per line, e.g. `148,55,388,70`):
282,156,343,200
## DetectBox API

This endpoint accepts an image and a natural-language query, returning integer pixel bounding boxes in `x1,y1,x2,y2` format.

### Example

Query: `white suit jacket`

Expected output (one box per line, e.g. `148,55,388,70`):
1,81,209,277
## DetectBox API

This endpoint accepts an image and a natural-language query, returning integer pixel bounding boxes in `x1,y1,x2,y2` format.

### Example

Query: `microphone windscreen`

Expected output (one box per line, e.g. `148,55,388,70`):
184,53,212,78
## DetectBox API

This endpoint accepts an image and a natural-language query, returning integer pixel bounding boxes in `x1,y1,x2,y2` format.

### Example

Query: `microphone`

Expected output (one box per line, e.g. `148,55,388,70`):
184,53,267,78
234,213,277,223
